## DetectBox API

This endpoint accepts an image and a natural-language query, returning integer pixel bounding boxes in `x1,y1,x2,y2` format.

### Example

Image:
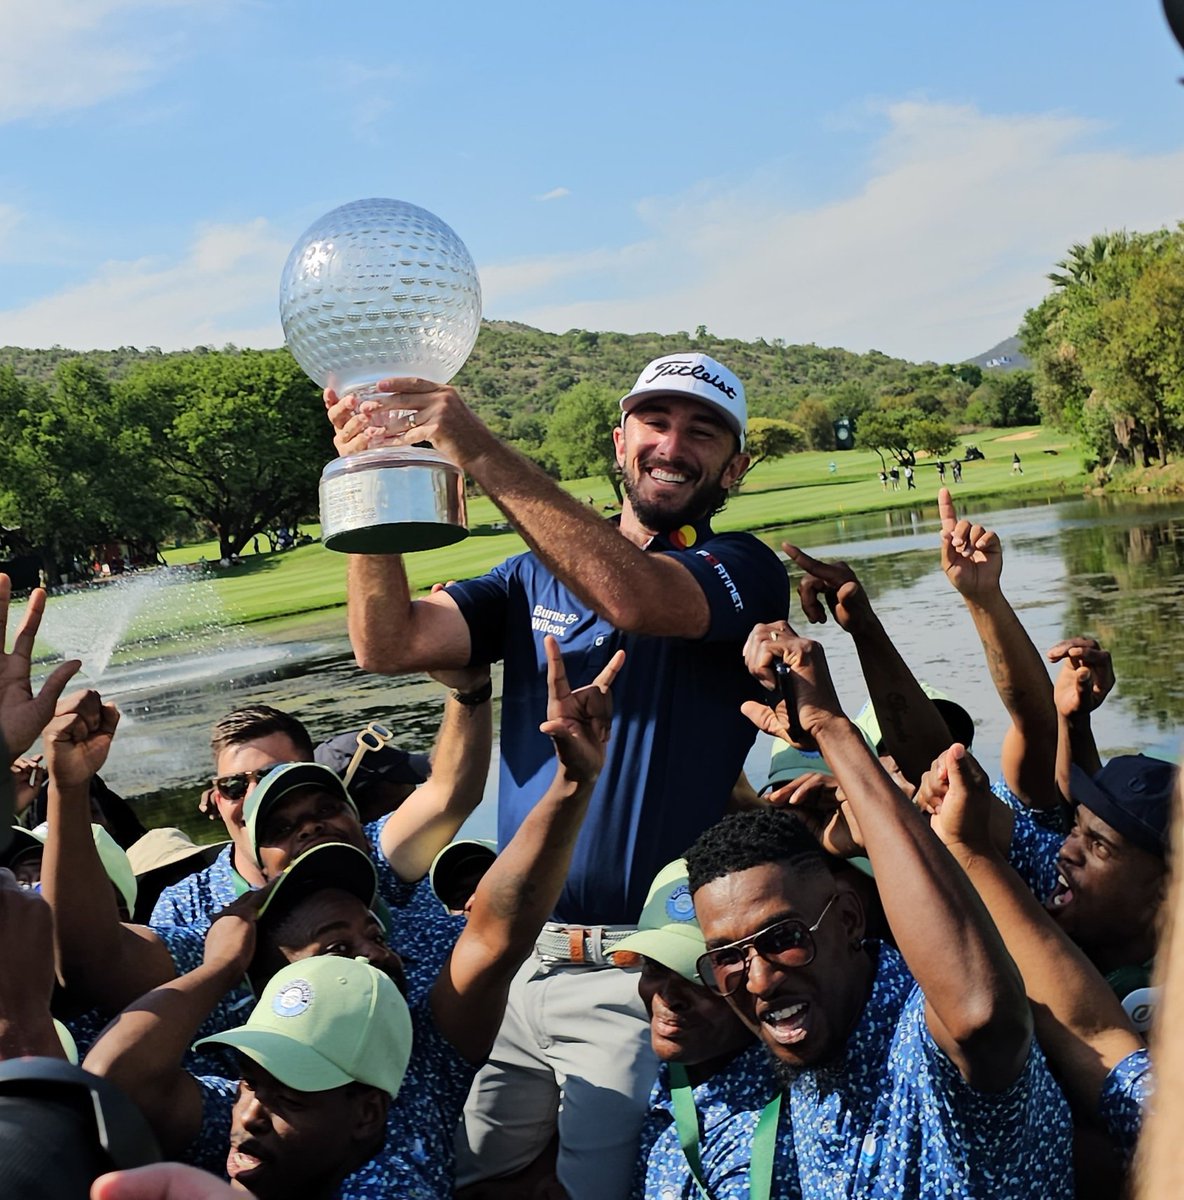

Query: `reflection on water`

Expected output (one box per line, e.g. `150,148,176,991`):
32,494,1183,842
751,493,1184,774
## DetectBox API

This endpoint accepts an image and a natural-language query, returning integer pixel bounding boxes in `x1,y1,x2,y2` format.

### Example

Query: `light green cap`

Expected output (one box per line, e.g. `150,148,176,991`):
852,685,975,753
762,743,835,794
611,859,705,984
54,1019,79,1065
92,824,137,917
244,762,359,867
195,955,412,1098
27,822,137,917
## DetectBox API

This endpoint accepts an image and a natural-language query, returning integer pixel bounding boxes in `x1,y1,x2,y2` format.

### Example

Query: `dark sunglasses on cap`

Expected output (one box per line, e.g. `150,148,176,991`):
210,762,293,803
696,893,838,997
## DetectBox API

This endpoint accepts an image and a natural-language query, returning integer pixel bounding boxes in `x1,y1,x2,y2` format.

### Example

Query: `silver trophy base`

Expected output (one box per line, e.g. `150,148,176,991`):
319,448,469,554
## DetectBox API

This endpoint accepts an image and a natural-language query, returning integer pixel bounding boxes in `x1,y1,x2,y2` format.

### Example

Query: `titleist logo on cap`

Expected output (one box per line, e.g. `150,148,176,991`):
644,358,738,401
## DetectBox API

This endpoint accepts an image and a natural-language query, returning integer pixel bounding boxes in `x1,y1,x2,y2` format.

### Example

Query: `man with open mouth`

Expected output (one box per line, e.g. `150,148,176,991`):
686,628,1072,1198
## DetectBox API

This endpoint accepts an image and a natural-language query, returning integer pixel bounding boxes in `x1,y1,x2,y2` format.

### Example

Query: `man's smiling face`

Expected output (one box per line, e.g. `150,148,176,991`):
637,958,750,1065
613,397,748,533
256,787,369,878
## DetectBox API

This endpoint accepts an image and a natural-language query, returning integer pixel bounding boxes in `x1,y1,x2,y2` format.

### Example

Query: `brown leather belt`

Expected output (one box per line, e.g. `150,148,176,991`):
535,923,638,966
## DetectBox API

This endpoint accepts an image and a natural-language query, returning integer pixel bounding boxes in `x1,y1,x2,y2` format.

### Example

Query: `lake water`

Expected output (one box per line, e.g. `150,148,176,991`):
43,491,1184,844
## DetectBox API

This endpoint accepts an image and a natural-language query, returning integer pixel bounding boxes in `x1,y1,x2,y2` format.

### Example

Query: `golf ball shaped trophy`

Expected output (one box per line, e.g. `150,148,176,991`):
280,198,482,553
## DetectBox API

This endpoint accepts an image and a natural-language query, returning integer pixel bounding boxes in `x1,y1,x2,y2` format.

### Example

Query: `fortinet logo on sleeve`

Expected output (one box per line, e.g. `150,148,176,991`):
695,550,744,612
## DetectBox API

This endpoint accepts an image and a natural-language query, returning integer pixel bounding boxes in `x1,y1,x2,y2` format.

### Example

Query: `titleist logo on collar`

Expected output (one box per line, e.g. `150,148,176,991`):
644,359,738,400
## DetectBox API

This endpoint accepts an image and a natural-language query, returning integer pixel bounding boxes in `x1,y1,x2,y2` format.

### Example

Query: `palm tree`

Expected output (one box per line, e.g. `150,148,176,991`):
1047,233,1126,290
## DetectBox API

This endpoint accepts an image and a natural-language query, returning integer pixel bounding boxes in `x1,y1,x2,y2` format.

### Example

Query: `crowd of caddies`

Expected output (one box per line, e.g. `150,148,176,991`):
0,351,1175,1200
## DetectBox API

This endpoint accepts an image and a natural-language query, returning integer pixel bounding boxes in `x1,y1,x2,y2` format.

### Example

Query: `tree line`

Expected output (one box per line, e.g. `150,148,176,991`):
0,320,1041,579
1022,226,1184,470
0,351,331,579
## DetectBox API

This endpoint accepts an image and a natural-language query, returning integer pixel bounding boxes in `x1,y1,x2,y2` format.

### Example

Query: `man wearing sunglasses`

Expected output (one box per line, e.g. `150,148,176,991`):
40,663,493,1046
152,671,492,944
685,630,1072,1198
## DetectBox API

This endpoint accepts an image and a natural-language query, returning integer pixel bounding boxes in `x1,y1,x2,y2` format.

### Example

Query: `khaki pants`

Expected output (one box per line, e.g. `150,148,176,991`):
455,950,659,1200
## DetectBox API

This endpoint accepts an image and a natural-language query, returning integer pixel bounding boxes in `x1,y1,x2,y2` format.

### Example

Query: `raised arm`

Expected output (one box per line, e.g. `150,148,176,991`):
41,691,175,1010
0,575,79,847
345,554,473,675
776,546,954,784
0,577,81,762
379,665,494,881
750,629,1032,1092
328,383,718,642
1048,637,1112,801
83,894,261,1156
939,488,1060,811
0,868,63,1060
430,636,621,1063
930,744,1141,1115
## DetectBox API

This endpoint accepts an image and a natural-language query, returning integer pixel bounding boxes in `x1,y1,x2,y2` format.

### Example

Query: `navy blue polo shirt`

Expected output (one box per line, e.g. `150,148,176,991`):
447,516,788,924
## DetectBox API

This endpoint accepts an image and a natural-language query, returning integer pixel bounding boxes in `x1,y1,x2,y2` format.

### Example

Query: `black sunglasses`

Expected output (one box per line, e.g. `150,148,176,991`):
210,762,292,802
696,893,838,996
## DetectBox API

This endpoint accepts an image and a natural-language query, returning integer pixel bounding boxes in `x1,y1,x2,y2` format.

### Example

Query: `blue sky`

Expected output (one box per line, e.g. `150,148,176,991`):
2,0,1183,363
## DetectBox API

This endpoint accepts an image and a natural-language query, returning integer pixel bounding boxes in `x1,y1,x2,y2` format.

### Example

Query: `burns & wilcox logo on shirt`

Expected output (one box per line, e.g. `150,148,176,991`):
531,604,580,637
695,551,744,613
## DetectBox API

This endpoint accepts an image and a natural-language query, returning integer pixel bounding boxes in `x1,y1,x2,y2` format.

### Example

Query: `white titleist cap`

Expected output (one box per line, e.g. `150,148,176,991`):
620,352,747,449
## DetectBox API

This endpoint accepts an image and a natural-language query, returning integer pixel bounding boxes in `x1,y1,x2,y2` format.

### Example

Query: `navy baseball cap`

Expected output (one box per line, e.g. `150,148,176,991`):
314,731,430,795
1069,755,1176,857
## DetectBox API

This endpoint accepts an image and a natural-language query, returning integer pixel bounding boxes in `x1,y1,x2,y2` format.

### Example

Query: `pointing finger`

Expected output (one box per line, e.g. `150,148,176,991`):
938,487,957,534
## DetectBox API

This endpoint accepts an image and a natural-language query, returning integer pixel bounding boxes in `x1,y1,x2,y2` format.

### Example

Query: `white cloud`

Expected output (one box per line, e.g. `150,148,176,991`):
9,100,1184,361
0,218,287,350
489,101,1184,361
535,187,571,202
0,0,225,122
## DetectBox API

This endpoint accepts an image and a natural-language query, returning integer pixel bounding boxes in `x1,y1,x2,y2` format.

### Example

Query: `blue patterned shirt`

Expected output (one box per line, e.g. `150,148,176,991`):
997,779,1062,902
67,924,251,1077
772,944,1073,1199
149,819,464,1008
1099,1047,1152,1164
634,1042,780,1200
992,776,1072,837
188,1001,477,1199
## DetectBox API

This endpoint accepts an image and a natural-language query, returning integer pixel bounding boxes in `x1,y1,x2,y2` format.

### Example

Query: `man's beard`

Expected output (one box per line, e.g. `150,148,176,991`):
620,464,730,533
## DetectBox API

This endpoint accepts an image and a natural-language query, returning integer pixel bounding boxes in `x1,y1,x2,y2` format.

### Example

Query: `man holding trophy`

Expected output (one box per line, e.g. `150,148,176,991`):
325,350,788,1198
288,191,785,1200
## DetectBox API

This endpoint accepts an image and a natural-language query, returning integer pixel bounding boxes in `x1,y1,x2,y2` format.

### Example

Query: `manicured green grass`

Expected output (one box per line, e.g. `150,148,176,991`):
156,425,1086,629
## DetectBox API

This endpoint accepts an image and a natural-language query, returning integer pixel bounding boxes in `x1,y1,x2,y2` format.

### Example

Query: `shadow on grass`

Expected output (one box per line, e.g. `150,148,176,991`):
204,551,296,578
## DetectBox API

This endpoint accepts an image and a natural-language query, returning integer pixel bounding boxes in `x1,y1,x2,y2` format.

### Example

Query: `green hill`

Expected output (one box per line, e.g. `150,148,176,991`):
0,322,946,426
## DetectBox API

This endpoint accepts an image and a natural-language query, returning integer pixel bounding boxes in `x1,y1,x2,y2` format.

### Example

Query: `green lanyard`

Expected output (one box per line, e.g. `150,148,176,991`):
669,1064,781,1200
